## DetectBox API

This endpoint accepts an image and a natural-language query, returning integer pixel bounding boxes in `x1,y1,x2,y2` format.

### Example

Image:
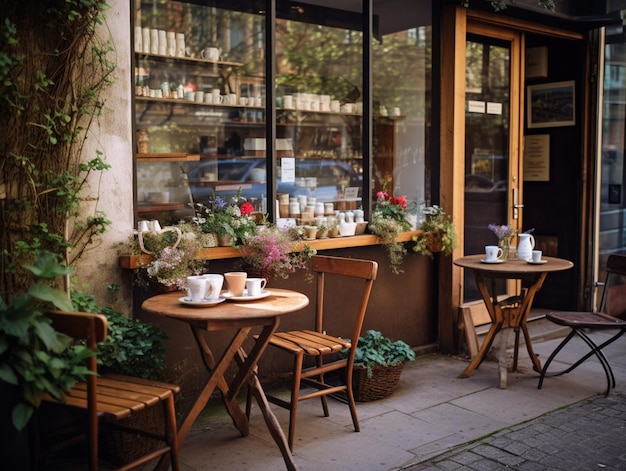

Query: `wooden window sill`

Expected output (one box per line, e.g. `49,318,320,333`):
119,230,422,269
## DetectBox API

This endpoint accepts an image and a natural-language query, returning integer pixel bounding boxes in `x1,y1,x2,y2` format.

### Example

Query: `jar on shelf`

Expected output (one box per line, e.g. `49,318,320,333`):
137,129,150,154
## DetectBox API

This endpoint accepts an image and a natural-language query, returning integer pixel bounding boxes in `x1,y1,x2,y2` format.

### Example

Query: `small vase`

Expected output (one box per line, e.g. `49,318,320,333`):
218,234,234,247
498,237,511,260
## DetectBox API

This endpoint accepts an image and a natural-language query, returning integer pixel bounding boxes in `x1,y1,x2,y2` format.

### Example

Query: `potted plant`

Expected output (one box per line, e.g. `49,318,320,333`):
343,329,416,402
193,190,258,246
368,185,414,274
412,204,457,258
131,222,206,291
238,225,316,281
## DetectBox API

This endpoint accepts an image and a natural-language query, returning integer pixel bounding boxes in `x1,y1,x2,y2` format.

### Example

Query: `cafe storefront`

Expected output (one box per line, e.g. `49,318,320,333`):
95,0,623,374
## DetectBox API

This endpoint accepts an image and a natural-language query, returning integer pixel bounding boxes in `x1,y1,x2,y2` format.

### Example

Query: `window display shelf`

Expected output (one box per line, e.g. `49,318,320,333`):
137,153,200,162
119,230,422,269
135,51,244,68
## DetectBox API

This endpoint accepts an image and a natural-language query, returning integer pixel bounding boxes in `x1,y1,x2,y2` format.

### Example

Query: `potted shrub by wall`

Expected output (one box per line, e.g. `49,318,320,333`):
343,330,416,402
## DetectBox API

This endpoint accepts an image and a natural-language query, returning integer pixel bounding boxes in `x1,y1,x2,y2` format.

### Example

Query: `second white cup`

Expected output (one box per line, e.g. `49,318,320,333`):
485,245,503,262
245,277,267,296
531,250,543,263
203,274,224,300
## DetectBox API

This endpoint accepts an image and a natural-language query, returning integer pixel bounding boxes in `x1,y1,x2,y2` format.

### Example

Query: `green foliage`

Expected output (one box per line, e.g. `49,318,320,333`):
343,330,416,378
0,251,95,431
0,1,115,301
71,291,167,381
412,205,457,258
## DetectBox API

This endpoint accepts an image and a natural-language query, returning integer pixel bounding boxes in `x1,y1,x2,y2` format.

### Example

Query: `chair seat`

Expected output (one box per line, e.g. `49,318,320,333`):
267,330,351,356
546,311,626,329
44,374,180,422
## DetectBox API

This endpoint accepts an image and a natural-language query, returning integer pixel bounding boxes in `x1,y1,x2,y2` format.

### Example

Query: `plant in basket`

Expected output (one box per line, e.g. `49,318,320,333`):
412,204,457,258
238,225,316,281
341,329,416,401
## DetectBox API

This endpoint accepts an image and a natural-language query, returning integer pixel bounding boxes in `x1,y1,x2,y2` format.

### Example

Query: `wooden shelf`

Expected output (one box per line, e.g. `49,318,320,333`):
119,230,422,269
137,153,200,162
137,202,186,212
136,51,244,68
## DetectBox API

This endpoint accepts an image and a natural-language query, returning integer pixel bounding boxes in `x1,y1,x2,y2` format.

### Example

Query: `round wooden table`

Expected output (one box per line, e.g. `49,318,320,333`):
142,288,309,471
454,255,573,388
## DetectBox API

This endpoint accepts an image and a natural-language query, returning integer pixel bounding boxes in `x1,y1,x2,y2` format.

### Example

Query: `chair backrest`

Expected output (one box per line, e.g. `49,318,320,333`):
311,255,378,362
599,254,626,319
46,310,108,470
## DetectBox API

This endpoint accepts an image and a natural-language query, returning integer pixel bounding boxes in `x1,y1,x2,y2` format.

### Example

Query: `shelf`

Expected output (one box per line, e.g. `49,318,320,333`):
137,202,186,212
137,153,200,162
119,230,422,269
135,96,265,109
135,51,244,68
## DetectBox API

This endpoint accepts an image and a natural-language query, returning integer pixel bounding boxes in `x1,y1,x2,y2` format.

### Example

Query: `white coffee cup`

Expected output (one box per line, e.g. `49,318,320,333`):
203,274,224,300
532,250,543,263
187,276,208,302
211,89,221,103
194,91,204,103
245,277,267,297
283,95,293,108
485,245,503,262
239,97,248,106
200,47,220,61
204,93,213,104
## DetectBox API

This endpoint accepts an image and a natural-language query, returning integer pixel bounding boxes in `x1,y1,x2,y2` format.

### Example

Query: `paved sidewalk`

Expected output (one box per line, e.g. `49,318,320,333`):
405,393,626,470
179,323,626,471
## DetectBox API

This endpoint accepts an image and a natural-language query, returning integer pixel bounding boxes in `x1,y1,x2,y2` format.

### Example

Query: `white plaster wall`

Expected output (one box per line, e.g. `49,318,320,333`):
74,0,135,314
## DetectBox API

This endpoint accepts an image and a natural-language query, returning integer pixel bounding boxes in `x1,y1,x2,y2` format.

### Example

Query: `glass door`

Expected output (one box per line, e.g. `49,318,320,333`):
463,25,523,300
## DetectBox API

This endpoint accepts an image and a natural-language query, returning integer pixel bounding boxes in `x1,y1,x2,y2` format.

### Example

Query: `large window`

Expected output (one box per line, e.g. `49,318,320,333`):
133,0,431,230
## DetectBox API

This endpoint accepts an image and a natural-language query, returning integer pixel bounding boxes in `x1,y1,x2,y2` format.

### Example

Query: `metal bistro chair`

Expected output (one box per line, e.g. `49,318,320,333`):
538,254,626,396
253,255,378,450
39,310,180,471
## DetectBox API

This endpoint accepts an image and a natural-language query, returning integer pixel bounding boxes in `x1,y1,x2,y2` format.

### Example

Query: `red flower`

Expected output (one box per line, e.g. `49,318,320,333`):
239,201,254,215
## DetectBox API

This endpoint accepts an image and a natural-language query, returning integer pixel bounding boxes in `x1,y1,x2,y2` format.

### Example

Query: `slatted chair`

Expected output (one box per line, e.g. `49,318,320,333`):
538,254,626,396
39,310,180,471
253,255,378,450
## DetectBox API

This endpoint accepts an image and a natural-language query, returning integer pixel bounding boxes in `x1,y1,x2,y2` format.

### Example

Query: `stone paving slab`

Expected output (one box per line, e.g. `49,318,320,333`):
402,393,626,471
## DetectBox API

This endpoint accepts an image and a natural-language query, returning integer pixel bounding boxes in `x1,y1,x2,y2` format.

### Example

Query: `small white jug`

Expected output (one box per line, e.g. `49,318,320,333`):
517,233,535,262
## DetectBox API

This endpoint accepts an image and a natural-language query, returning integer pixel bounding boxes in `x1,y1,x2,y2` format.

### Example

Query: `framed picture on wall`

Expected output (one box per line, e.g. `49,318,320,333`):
527,81,575,128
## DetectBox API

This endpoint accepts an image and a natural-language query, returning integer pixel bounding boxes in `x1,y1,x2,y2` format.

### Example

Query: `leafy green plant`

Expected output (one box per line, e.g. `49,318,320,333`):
0,252,94,431
71,290,167,381
1,1,115,301
412,205,457,258
344,330,416,378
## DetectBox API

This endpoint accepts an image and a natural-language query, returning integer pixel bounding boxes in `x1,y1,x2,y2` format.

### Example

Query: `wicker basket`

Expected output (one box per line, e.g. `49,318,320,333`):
352,363,405,402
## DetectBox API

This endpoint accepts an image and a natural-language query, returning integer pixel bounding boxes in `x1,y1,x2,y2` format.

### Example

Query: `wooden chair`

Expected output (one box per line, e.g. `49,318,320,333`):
254,255,378,450
538,254,626,396
38,310,180,471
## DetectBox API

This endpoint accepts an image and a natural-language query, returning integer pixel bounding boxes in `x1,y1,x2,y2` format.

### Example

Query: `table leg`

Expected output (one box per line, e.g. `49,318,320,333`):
248,373,298,471
498,328,510,389
521,322,542,372
460,322,501,378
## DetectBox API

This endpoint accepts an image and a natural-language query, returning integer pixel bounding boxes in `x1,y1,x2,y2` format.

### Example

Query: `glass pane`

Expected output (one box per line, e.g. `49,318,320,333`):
373,26,431,222
464,37,510,300
134,1,267,224
600,25,626,300
274,19,364,215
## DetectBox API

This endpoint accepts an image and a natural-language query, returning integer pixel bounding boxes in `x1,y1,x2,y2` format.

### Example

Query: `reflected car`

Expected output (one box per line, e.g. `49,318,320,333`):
187,158,362,205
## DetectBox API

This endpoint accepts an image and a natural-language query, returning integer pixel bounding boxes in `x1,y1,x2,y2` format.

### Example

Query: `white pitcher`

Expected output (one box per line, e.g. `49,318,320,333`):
517,233,535,261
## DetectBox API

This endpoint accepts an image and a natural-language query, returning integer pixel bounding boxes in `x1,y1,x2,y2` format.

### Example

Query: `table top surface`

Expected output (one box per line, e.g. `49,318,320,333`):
142,288,310,322
454,254,573,274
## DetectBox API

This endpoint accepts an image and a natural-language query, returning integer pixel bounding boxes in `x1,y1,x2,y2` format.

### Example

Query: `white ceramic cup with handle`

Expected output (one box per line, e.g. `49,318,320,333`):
485,245,503,262
245,278,267,297
187,276,208,302
203,274,224,300
532,250,543,263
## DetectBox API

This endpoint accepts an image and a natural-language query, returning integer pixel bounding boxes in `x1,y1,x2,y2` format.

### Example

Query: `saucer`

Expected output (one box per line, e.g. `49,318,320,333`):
178,297,226,307
527,260,548,265
480,259,504,264
223,290,271,301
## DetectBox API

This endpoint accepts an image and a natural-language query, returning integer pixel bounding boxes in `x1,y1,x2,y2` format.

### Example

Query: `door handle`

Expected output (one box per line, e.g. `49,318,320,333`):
512,188,522,219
